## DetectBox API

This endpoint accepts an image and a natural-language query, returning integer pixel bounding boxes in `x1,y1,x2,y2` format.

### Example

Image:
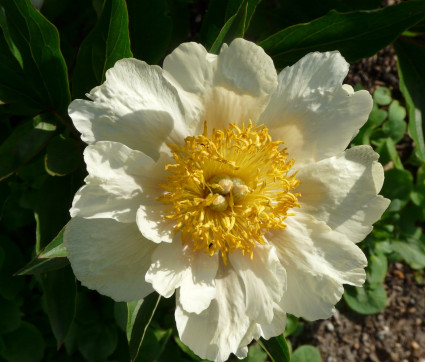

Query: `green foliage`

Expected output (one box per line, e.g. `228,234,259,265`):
0,0,424,361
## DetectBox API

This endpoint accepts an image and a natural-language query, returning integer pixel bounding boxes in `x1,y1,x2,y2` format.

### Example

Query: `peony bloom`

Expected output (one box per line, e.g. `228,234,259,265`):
65,39,390,361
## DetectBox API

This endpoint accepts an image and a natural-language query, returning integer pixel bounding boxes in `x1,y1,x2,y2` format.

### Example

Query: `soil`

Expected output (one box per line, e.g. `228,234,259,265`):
290,264,425,362
290,48,425,362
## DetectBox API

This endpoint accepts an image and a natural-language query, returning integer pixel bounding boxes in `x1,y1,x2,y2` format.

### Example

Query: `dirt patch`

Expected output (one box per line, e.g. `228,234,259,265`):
290,263,425,362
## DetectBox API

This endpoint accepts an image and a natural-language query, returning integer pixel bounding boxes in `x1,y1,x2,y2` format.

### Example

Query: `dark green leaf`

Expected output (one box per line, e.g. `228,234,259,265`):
0,235,25,299
284,314,299,337
381,168,413,202
209,1,248,54
394,36,425,162
258,334,290,362
45,135,82,176
0,297,21,333
127,0,172,64
0,322,45,362
72,0,132,99
40,266,76,346
291,345,321,362
15,257,69,276
77,323,118,361
0,0,70,116
259,1,425,69
0,115,56,181
344,284,387,314
127,293,161,361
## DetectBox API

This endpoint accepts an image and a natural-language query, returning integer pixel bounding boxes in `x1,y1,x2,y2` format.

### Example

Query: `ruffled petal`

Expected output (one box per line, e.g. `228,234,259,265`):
268,213,367,320
70,141,155,222
146,240,218,314
229,244,286,324
163,42,217,95
178,250,218,314
145,237,188,297
260,51,372,166
175,264,251,362
297,146,390,243
64,217,155,301
69,58,189,160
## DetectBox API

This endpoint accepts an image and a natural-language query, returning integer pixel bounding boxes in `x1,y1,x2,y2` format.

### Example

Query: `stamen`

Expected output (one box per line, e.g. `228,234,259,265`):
158,122,300,262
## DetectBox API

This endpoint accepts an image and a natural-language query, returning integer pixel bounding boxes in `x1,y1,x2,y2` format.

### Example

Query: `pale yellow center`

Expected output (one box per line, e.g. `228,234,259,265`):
158,122,300,263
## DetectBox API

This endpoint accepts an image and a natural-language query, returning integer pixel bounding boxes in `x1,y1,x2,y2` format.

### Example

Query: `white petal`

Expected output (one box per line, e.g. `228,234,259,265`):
163,42,217,94
145,237,187,298
136,203,175,244
269,213,367,320
64,217,155,302
70,141,154,222
229,245,286,324
178,250,218,314
297,146,390,243
257,305,287,340
217,39,277,97
69,58,189,160
260,51,373,166
175,264,251,362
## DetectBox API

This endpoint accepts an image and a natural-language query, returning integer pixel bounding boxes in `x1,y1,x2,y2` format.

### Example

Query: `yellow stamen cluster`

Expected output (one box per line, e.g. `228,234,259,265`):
158,122,300,263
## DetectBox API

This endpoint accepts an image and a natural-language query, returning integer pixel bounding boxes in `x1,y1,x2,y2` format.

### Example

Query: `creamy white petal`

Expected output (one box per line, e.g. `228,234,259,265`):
64,217,155,302
70,141,154,222
269,213,367,320
178,250,218,314
136,203,175,244
175,264,251,362
69,58,189,160
229,245,286,324
145,237,187,298
163,42,217,94
260,51,373,166
217,38,277,98
297,146,390,243
257,305,287,340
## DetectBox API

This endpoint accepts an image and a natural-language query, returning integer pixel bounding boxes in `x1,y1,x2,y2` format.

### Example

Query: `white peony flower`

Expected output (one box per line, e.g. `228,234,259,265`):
65,39,390,361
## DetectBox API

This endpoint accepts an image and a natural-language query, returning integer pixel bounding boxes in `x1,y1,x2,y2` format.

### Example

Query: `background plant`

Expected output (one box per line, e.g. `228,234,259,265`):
1,0,424,361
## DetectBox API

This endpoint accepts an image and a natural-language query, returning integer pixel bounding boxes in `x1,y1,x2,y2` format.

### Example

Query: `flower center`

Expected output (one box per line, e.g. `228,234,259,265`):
158,122,300,263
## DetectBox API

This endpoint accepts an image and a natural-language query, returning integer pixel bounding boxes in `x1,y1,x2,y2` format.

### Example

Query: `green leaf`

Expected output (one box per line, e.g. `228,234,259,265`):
384,138,404,170
366,252,388,287
15,257,69,276
39,226,68,259
381,168,413,202
258,335,290,362
0,297,21,334
291,345,321,362
209,1,248,54
0,115,56,181
0,0,70,116
127,293,161,361
40,266,76,346
127,0,172,64
0,235,25,299
45,135,82,176
391,239,425,270
382,101,407,143
0,322,45,362
242,343,268,362
259,1,425,69
76,323,118,361
394,36,425,162
344,284,387,314
72,0,132,99
373,87,392,106
284,314,299,337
